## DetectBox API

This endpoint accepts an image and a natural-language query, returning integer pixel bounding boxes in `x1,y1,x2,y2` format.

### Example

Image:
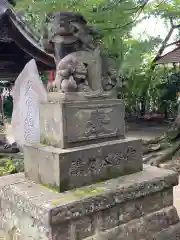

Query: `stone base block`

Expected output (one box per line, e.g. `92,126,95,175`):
84,207,180,240
40,96,125,148
0,165,179,240
24,138,142,192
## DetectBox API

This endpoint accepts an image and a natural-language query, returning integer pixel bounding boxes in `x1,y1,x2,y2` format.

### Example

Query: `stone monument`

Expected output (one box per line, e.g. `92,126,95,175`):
11,59,48,151
25,11,142,191
0,12,180,240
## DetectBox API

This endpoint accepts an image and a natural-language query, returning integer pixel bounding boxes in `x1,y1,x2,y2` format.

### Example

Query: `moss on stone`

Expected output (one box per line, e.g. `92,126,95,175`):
40,183,59,193
52,185,106,207
52,195,77,206
39,138,49,146
40,138,59,148
39,143,47,147
40,138,50,146
72,186,106,198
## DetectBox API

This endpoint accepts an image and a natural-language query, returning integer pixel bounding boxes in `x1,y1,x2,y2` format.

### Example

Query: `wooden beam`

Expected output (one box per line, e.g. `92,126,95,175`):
7,18,55,69
0,54,25,62
0,63,21,73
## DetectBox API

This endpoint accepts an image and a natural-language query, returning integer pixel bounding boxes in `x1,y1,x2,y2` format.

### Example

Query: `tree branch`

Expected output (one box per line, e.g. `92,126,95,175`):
151,21,180,68
151,26,174,68
165,40,180,48
102,0,150,31
153,17,178,56
174,24,180,29
169,16,174,27
156,0,166,8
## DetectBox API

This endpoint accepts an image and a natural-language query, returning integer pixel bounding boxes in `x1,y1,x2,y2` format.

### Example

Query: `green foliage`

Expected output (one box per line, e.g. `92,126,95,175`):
40,72,49,84
15,0,162,74
15,0,154,65
0,159,17,176
3,95,13,120
15,0,180,118
145,0,180,20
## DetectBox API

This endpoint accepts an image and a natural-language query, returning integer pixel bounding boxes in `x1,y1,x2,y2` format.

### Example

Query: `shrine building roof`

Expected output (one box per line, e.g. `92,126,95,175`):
155,46,180,65
0,0,55,81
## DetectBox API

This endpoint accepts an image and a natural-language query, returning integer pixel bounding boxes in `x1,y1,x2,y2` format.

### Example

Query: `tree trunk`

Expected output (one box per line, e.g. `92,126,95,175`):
166,103,180,140
143,102,180,165
140,96,146,116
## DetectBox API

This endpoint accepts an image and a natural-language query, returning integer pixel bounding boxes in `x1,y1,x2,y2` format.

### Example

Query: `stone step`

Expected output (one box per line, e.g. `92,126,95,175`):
0,165,179,239
83,206,179,240
154,222,180,240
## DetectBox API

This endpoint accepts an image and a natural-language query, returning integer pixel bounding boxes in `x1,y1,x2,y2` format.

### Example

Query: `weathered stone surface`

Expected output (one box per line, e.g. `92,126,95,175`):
64,188,173,239
0,198,51,240
24,138,142,192
13,165,178,224
39,98,125,148
0,166,179,240
154,222,180,239
0,166,178,222
47,92,116,102
24,144,60,191
84,206,179,240
72,216,95,240
0,172,25,188
96,188,173,232
51,223,70,240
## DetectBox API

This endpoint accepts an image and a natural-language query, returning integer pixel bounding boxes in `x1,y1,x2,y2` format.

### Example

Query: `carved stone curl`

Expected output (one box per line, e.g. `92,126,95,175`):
43,12,119,94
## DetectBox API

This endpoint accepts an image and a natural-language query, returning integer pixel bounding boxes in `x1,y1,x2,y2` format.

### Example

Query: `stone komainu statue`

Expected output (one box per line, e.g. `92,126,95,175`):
41,12,119,94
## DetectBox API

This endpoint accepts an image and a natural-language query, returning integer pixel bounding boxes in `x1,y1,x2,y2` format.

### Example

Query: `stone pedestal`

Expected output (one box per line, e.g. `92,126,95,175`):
1,93,180,239
40,94,125,148
24,138,142,192
24,93,142,191
0,166,180,240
